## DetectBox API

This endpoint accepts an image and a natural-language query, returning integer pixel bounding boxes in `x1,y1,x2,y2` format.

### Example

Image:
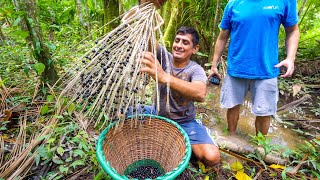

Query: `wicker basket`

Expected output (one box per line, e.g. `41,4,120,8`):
96,114,191,180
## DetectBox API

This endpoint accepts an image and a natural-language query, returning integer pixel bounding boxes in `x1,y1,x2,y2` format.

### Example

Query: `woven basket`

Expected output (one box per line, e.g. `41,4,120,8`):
96,114,191,180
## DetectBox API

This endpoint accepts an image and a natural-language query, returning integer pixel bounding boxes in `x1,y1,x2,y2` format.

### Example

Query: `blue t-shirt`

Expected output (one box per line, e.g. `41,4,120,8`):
220,0,298,79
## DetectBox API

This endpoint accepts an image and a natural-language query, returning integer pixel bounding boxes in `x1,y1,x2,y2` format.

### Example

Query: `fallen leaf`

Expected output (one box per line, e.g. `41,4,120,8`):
197,161,211,173
292,84,302,97
204,175,209,180
235,171,252,180
231,160,244,172
269,164,285,170
0,110,12,122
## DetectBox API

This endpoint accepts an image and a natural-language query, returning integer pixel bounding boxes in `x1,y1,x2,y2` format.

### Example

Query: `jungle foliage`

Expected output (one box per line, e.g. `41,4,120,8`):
0,0,319,179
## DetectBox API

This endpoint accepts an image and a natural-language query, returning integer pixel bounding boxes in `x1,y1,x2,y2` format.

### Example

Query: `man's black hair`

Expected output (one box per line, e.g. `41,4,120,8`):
176,26,200,46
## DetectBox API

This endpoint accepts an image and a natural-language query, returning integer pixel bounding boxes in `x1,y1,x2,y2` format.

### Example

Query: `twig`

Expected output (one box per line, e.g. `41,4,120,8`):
277,94,311,113
289,152,309,174
219,148,314,180
252,169,264,180
219,148,263,169
67,166,90,180
282,119,320,122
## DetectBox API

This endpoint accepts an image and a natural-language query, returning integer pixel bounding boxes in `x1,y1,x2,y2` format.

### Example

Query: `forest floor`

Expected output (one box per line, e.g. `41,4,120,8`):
175,84,320,180
1,76,319,180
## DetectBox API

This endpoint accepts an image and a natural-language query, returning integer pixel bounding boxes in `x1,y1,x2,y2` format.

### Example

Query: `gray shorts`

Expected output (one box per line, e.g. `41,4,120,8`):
220,74,278,116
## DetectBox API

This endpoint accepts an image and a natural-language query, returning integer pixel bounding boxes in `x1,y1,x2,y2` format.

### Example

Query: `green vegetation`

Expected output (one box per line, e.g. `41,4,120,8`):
0,0,319,179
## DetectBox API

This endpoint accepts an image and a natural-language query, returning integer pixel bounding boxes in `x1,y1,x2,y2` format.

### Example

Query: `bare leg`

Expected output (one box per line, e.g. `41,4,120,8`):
192,144,220,166
227,105,241,135
255,116,270,135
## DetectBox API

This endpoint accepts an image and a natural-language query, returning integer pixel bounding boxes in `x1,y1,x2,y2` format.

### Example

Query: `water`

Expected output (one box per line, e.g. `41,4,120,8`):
203,85,303,150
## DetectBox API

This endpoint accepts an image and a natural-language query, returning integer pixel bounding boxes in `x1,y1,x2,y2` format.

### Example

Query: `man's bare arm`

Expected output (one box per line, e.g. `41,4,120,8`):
209,29,230,78
275,24,300,77
141,52,206,102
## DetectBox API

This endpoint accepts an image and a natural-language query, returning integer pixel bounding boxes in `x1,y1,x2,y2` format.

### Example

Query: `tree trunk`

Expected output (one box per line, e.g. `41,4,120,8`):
75,0,85,36
208,0,221,62
84,0,91,37
0,26,5,41
20,0,58,84
103,0,119,33
12,0,32,44
298,0,308,16
75,0,84,26
160,0,170,28
299,2,311,26
163,0,178,46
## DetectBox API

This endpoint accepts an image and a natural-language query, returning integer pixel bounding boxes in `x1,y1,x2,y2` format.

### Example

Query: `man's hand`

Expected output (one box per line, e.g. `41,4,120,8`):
140,52,169,84
208,65,221,80
275,59,295,78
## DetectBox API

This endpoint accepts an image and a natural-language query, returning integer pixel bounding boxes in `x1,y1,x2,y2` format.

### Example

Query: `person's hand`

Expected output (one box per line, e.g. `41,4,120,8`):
140,52,169,84
274,58,295,78
208,65,221,80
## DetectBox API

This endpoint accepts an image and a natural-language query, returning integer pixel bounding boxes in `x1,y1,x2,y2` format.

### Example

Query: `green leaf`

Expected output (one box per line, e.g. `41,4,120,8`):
35,154,40,166
281,169,287,180
47,137,56,144
54,115,64,119
24,65,30,77
35,41,41,55
49,24,60,30
79,141,89,151
40,104,49,115
13,17,21,26
57,147,65,156
33,63,45,75
0,126,7,131
47,95,54,102
73,149,84,158
11,30,29,39
71,160,85,169
37,134,49,141
87,0,94,11
67,103,75,115
27,18,33,25
45,42,56,51
59,165,69,174
48,59,53,65
65,157,73,163
38,146,48,158
186,166,199,173
52,156,64,164
196,51,208,57
0,78,6,87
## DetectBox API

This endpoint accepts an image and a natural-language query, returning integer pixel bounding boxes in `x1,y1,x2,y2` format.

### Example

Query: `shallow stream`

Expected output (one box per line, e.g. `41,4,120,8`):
202,85,305,150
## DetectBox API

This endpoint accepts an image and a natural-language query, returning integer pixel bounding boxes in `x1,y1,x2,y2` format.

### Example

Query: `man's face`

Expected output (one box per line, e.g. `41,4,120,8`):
172,33,198,61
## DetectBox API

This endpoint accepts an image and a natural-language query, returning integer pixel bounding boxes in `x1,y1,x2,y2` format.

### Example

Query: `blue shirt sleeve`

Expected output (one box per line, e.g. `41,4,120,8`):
219,0,235,30
282,0,299,27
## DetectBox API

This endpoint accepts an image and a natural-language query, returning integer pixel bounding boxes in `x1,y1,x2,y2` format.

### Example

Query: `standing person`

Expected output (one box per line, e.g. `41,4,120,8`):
140,26,220,166
209,0,300,135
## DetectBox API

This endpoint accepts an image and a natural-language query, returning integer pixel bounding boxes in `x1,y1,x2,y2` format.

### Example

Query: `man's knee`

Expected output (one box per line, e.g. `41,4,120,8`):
193,144,220,166
203,146,220,166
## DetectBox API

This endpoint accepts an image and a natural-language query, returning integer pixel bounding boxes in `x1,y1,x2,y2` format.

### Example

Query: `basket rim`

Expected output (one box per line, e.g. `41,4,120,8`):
96,114,192,180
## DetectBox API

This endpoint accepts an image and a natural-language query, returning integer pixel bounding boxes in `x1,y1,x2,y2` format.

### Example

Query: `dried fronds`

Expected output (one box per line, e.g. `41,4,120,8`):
59,4,168,129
